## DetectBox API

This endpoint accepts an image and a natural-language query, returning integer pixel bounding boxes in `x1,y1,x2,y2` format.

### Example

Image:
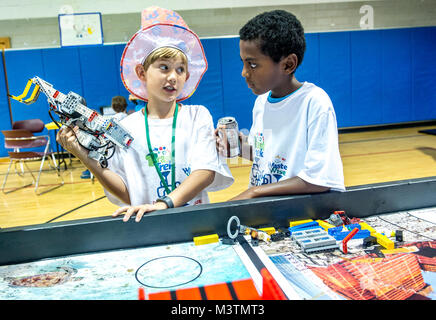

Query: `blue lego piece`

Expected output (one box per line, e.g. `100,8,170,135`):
328,224,361,236
328,226,343,236
350,229,370,239
345,223,361,231
288,221,321,235
328,227,371,240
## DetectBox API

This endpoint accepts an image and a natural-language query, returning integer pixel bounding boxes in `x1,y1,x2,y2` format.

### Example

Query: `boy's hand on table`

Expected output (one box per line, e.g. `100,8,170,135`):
112,202,168,222
229,186,258,201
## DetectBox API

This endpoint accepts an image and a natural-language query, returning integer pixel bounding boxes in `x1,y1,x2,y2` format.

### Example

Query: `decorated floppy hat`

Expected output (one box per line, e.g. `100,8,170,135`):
120,6,208,102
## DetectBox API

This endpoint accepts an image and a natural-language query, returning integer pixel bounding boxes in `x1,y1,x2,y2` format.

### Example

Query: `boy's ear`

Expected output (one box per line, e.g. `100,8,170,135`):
135,64,147,82
281,53,299,75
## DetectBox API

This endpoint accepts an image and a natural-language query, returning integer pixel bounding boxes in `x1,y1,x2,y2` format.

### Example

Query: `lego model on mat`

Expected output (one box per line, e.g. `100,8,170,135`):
9,76,133,167
262,207,436,300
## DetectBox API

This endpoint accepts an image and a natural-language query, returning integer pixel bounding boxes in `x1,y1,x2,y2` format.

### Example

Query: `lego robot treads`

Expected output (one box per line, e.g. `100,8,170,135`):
9,76,133,167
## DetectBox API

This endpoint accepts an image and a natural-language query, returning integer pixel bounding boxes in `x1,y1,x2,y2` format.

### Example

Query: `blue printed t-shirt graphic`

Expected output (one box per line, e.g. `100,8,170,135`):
250,133,288,186
268,156,288,182
145,146,191,197
146,146,178,197
254,132,264,158
250,133,265,186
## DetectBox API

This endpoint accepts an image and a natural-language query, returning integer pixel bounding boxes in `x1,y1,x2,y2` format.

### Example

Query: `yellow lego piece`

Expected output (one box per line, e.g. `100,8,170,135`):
10,81,40,105
316,220,335,230
259,227,276,235
381,246,418,255
9,79,32,101
22,84,40,104
373,233,395,250
193,234,219,246
45,121,59,130
289,219,313,228
359,222,377,235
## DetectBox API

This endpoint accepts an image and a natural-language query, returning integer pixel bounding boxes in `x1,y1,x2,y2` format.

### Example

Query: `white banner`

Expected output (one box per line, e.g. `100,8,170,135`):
58,12,103,47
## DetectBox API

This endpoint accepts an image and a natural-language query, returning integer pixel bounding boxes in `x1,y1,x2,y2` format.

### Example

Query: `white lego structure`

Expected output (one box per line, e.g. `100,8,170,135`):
9,76,133,167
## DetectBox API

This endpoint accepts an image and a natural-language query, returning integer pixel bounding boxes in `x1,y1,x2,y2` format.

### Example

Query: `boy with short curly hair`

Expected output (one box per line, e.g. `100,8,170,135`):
218,10,345,200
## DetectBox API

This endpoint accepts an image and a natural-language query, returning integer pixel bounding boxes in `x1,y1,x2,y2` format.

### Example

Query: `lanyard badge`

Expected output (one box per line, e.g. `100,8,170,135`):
144,104,178,195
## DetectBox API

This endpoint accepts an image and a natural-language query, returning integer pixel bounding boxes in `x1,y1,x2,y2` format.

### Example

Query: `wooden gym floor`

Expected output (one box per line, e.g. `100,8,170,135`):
0,125,435,229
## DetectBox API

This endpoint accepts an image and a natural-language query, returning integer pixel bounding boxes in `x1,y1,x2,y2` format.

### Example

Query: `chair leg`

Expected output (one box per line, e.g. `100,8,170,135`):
34,153,47,193
50,151,59,172
1,159,13,192
34,154,65,196
14,160,25,177
2,160,34,194
19,161,25,175
12,148,25,177
49,153,64,180
24,161,37,182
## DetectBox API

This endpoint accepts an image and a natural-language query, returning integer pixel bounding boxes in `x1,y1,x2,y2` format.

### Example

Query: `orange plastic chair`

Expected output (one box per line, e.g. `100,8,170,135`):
1,119,64,195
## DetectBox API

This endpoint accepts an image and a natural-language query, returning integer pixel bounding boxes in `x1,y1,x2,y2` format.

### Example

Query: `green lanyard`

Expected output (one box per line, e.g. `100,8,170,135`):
144,103,178,195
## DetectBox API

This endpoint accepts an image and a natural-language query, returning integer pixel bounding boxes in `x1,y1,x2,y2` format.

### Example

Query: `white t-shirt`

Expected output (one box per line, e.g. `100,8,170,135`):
105,104,234,206
248,82,345,192
112,112,128,121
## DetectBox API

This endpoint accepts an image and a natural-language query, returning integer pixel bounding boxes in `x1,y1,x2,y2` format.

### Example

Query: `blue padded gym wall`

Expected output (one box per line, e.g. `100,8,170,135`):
381,28,412,124
0,51,12,154
0,26,435,157
319,31,353,127
412,27,436,121
183,38,227,126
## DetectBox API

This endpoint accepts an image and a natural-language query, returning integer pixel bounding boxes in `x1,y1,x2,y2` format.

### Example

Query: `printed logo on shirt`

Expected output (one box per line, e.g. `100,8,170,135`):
146,146,171,168
250,162,264,186
250,155,288,186
268,155,288,182
182,167,191,176
253,132,264,158
146,146,191,198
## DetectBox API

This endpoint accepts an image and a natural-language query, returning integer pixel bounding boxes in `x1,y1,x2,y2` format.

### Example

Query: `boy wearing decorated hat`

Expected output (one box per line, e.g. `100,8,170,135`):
57,6,233,222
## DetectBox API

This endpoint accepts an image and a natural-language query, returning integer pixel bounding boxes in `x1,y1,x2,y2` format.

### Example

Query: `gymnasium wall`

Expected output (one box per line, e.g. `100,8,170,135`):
0,26,436,157
1,0,435,49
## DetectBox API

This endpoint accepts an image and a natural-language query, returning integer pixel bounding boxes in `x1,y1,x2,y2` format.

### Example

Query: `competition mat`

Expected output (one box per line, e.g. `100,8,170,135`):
0,207,434,300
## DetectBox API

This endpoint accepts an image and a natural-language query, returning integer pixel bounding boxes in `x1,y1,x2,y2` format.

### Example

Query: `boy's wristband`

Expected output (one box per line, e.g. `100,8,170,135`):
156,196,174,208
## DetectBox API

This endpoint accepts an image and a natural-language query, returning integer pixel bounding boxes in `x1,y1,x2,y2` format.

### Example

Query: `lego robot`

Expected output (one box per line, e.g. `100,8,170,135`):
9,76,133,167
226,215,271,244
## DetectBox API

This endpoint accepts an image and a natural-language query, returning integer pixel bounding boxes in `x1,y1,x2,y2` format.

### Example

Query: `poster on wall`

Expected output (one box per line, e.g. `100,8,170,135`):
58,12,103,47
